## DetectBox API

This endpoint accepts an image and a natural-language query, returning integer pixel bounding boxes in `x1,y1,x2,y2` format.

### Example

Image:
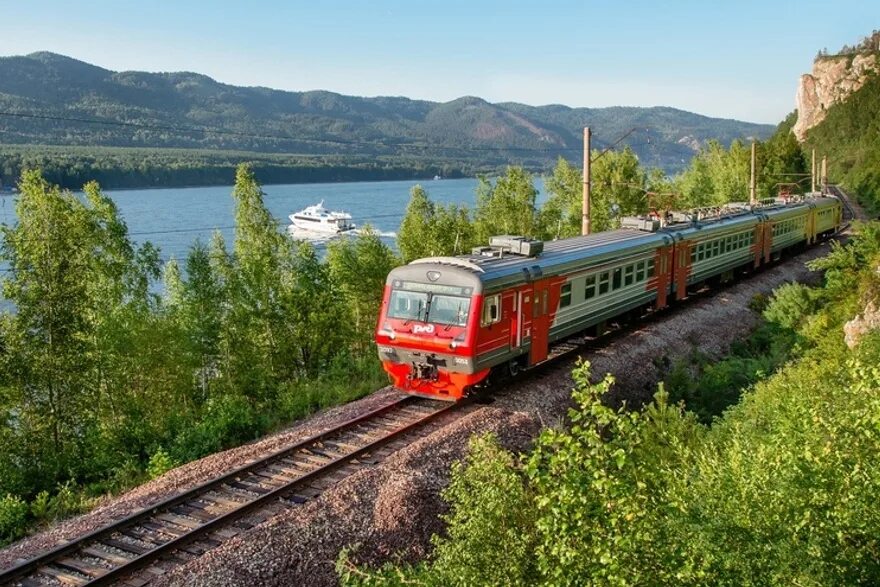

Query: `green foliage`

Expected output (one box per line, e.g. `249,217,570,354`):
146,449,177,480
762,282,821,330
0,494,28,545
0,167,400,544
327,227,401,351
474,167,539,242
396,184,476,262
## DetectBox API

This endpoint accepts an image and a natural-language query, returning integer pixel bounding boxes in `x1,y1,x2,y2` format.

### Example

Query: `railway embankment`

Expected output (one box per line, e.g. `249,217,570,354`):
155,244,834,585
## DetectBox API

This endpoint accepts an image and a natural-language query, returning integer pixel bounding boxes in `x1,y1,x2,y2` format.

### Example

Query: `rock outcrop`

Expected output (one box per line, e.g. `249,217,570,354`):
844,299,880,349
793,53,879,141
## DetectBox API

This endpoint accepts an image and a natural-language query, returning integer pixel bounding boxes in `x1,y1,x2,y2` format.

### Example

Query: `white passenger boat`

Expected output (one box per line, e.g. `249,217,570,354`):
287,201,356,238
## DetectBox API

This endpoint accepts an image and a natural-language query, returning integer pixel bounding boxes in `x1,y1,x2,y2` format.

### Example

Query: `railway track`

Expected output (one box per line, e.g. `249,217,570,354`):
0,395,459,587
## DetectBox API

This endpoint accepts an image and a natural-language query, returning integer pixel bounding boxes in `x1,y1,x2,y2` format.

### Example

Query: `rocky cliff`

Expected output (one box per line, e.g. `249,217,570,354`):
794,53,879,141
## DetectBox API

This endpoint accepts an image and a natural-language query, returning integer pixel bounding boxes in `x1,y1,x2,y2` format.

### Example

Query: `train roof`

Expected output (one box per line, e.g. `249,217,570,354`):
390,228,671,293
387,196,842,294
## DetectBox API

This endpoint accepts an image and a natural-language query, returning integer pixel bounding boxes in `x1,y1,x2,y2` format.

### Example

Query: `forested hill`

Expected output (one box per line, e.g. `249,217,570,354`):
0,52,772,174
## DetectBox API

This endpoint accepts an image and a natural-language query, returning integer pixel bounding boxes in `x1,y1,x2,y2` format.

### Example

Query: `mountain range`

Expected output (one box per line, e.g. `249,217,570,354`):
0,52,774,174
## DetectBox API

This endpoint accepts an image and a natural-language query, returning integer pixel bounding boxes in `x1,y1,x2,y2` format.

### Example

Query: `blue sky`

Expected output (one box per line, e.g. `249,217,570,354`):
0,0,876,123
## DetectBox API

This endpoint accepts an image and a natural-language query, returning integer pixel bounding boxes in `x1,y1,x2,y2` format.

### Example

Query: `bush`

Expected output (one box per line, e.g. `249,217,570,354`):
147,449,177,480
0,494,28,546
763,282,820,330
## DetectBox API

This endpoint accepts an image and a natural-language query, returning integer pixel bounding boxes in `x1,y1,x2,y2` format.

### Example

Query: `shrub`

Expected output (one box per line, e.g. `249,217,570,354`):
147,449,177,480
763,282,820,330
0,494,28,546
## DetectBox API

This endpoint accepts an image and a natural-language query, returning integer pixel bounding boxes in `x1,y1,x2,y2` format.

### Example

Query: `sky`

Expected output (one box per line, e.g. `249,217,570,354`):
0,0,877,124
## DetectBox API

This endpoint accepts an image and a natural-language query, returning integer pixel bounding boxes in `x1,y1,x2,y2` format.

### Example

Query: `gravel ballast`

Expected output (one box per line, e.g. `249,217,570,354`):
0,239,836,585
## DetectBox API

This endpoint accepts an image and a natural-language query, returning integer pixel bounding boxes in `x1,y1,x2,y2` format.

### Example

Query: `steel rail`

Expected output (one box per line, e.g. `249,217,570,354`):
0,395,456,586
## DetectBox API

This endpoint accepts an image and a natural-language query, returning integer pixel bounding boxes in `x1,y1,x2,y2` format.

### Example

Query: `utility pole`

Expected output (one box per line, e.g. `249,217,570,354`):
582,127,592,235
749,141,757,206
811,149,816,193
821,156,828,193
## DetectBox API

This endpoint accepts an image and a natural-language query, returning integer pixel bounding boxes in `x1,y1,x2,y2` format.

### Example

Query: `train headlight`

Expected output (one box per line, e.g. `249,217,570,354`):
380,322,396,340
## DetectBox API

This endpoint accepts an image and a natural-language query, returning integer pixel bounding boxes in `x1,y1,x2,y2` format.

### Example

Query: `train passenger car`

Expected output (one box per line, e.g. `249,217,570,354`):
762,202,812,260
664,210,761,298
809,196,843,243
376,195,843,401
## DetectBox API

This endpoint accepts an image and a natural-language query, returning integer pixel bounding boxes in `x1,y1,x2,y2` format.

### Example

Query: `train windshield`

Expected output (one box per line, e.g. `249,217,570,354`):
428,294,471,327
388,290,428,321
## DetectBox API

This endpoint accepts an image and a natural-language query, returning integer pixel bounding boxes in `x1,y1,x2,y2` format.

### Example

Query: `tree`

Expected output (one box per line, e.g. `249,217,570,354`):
397,185,437,262
539,157,583,240
474,167,539,243
397,185,476,262
0,170,163,492
327,228,400,353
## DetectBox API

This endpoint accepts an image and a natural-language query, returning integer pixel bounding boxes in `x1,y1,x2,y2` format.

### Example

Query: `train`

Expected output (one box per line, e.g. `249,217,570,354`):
375,195,843,401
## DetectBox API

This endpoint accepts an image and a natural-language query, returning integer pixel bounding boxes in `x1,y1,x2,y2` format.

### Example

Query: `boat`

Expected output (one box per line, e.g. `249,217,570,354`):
287,201,356,237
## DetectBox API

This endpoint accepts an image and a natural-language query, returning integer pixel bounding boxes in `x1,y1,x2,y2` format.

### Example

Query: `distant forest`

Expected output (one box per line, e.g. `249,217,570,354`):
0,145,468,190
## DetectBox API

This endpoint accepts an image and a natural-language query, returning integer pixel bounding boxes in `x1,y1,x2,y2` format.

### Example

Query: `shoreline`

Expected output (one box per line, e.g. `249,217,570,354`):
0,175,479,195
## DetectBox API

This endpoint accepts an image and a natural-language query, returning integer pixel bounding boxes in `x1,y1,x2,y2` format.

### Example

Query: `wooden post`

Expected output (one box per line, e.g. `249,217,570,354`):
749,141,757,205
811,149,816,193
821,156,828,192
582,127,592,235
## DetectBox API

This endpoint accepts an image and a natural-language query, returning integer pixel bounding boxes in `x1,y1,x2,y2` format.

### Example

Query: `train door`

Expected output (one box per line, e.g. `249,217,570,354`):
503,291,518,349
516,287,533,351
530,279,550,364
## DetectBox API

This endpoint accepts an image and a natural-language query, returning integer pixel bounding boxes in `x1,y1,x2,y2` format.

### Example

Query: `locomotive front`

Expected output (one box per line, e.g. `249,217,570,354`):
375,260,487,400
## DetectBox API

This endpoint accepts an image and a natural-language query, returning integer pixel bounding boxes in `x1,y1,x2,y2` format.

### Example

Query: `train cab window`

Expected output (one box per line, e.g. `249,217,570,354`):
481,294,501,327
585,275,596,299
598,272,610,295
388,290,428,321
624,265,634,286
646,258,655,278
429,295,471,327
612,267,622,290
560,283,572,307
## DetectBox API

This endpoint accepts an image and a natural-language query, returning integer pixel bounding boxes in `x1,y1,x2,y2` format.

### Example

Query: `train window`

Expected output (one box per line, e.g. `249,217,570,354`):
560,283,572,308
429,294,471,327
612,267,622,290
713,240,721,256
646,258,655,278
624,265,634,286
635,262,645,282
598,272,610,295
585,275,596,299
481,294,501,327
388,290,429,321
690,248,697,263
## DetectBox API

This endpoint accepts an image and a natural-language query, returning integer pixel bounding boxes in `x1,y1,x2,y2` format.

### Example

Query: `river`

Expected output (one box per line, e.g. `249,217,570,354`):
0,177,548,265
